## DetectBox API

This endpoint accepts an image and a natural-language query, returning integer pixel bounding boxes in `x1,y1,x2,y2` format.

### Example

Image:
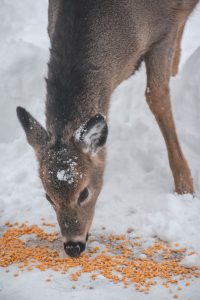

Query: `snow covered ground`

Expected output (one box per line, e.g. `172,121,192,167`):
0,1,200,299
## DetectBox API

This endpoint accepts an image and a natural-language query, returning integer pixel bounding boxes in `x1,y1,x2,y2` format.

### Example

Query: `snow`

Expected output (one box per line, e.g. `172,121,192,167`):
74,114,107,155
56,160,78,184
57,170,69,182
75,123,86,142
0,1,200,300
181,253,200,268
139,254,147,260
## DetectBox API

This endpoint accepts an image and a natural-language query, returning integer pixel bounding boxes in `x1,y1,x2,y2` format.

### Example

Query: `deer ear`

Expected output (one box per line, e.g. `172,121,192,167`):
16,106,48,148
74,114,108,155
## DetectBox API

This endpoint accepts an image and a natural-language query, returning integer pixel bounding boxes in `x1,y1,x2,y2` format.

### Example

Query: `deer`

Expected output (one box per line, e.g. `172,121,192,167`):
16,0,199,257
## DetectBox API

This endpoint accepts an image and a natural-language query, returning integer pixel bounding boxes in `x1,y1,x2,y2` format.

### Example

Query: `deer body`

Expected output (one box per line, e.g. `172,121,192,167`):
17,0,199,257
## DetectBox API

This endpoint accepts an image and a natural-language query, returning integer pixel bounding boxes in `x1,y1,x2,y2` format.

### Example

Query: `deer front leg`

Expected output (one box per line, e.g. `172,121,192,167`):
48,0,58,40
48,0,53,39
145,38,193,194
171,23,186,77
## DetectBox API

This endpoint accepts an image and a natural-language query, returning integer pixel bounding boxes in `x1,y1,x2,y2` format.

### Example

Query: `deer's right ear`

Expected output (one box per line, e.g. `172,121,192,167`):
74,114,108,155
16,106,48,149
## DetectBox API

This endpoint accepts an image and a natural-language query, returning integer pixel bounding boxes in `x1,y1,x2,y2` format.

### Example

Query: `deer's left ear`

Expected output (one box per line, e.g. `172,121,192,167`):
74,114,108,155
16,106,48,149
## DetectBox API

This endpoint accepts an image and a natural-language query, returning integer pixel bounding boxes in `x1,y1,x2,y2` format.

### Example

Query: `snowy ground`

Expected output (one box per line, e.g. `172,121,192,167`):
0,1,200,299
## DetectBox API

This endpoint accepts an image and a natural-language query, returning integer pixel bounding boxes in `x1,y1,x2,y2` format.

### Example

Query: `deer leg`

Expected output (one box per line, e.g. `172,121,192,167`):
48,0,53,39
48,0,58,40
171,23,186,77
145,38,193,194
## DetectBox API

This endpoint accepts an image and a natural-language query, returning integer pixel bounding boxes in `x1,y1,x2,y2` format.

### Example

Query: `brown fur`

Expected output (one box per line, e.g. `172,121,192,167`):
17,0,199,256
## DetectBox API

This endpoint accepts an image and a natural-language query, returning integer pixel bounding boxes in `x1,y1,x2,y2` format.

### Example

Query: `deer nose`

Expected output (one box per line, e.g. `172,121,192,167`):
64,241,86,258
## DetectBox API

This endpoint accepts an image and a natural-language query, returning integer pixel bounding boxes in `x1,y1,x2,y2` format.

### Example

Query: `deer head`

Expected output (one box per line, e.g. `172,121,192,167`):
16,106,108,257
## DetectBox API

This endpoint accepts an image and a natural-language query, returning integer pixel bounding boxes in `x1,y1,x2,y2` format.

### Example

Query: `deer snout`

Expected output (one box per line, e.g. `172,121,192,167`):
64,241,86,258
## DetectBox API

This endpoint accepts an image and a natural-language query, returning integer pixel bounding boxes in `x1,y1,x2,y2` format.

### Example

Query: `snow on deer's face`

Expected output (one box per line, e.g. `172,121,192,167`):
17,107,108,257
39,143,105,253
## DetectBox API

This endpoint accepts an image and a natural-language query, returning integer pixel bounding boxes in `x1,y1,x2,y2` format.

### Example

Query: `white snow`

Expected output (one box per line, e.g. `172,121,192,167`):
56,159,78,184
57,170,69,182
75,124,86,142
139,254,147,260
0,1,200,300
181,253,200,268
74,115,106,155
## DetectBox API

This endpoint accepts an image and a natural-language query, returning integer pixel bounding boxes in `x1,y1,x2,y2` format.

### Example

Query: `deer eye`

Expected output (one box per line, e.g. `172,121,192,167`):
78,188,89,205
45,194,55,206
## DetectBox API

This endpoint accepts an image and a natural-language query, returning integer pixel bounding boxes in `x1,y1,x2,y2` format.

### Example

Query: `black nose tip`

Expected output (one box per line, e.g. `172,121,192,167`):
64,241,86,258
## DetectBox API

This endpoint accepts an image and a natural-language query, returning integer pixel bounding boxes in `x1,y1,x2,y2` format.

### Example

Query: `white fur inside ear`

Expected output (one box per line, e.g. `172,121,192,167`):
74,116,107,155
74,124,86,142
83,122,106,154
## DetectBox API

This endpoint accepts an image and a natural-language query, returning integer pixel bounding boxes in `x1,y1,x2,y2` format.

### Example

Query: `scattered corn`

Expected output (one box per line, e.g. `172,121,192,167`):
185,282,190,286
42,223,56,228
0,223,199,294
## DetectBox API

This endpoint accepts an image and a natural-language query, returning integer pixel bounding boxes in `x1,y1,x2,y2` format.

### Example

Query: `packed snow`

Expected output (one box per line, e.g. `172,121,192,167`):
0,1,200,300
